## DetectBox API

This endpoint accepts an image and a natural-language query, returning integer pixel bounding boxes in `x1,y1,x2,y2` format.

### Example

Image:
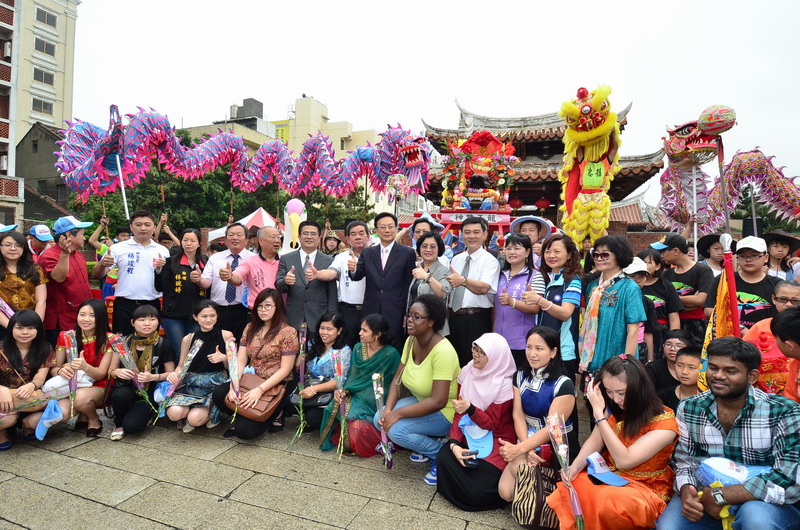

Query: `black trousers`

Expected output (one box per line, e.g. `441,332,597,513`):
217,304,249,342
448,310,493,367
111,384,155,433
113,297,161,336
212,380,296,440
339,302,363,348
436,444,507,512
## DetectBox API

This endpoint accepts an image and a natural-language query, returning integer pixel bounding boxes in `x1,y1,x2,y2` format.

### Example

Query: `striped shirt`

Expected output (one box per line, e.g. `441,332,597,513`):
673,386,800,504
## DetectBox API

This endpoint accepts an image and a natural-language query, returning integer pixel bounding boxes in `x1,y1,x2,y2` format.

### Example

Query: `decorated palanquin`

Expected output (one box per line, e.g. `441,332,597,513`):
440,131,519,211
558,86,622,244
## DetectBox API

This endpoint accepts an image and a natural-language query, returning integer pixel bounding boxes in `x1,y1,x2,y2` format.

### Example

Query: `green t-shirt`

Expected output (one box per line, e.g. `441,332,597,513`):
400,336,460,422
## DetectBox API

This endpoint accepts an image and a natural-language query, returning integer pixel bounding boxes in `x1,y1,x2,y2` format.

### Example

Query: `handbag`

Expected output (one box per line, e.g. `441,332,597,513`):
512,464,560,530
289,376,333,408
224,372,286,422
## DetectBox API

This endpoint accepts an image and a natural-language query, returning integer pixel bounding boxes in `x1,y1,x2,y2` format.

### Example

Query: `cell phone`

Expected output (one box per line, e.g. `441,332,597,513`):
462,450,479,467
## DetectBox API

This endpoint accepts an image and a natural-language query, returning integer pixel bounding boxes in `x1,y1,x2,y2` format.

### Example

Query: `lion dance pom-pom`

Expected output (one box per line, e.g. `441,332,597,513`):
557,86,622,245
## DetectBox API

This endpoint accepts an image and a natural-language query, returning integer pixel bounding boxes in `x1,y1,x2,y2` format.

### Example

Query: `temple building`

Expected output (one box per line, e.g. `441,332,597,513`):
422,101,664,222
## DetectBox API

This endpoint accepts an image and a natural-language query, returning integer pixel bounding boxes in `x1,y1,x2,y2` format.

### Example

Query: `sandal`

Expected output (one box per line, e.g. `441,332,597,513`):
22,430,36,442
85,421,102,438
0,439,11,451
268,414,285,433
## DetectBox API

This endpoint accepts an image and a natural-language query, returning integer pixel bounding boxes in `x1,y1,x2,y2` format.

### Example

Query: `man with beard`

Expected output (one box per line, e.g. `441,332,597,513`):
657,336,800,529
221,226,281,310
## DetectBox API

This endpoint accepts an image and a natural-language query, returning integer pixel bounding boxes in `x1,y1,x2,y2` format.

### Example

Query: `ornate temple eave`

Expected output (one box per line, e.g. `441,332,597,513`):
424,102,633,142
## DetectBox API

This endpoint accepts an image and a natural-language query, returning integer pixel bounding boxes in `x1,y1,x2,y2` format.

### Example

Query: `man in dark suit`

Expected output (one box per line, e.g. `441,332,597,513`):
276,220,338,331
348,212,417,347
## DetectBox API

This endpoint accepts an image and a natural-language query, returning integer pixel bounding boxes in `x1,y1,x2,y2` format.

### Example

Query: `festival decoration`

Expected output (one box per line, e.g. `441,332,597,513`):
109,336,157,413
62,330,79,417
289,323,308,448
281,198,307,254
56,106,432,202
386,174,409,203
371,373,393,469
439,131,519,209
153,339,204,424
548,413,585,530
659,105,800,234
557,86,622,245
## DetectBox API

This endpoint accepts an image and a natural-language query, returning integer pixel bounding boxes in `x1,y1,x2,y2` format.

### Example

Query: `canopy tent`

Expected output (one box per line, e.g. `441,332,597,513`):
208,207,281,242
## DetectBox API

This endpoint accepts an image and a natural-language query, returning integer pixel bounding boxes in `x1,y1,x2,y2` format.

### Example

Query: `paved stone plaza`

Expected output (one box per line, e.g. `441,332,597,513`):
0,414,519,529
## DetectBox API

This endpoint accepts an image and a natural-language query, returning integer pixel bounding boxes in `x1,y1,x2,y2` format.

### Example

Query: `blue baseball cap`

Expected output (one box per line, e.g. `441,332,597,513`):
53,216,92,235
0,223,17,233
586,452,629,486
458,415,493,458
35,399,63,440
29,224,53,241
650,234,688,253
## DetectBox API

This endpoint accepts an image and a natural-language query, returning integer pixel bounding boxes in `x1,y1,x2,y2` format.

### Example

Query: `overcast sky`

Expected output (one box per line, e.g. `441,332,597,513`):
72,0,800,206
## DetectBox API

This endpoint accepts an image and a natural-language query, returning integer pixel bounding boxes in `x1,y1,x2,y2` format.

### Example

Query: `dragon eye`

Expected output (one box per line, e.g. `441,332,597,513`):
676,125,695,136
580,104,592,115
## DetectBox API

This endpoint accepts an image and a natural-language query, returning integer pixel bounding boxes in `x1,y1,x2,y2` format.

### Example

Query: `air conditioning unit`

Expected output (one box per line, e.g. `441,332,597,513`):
3,42,10,58
0,155,8,171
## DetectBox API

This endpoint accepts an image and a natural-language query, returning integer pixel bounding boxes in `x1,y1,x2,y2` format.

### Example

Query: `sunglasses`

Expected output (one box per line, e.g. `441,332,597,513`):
592,251,611,260
774,296,800,305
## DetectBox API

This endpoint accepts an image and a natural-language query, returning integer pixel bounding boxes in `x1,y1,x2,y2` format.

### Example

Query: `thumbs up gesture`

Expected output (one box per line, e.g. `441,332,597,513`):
285,265,297,286
100,252,114,268
347,251,357,272
498,286,511,306
521,285,541,306
446,265,464,287
412,260,427,281
219,262,232,281
305,261,318,282
154,255,167,270
189,265,201,283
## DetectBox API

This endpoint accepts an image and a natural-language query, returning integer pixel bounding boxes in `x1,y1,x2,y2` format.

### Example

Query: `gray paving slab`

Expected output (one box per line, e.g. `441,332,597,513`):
348,499,467,530
63,438,253,497
118,481,338,529
0,519,25,530
23,424,95,452
0,444,155,506
429,492,516,529
0,477,168,529
0,471,14,484
123,424,237,460
466,522,508,530
230,473,368,527
214,443,437,510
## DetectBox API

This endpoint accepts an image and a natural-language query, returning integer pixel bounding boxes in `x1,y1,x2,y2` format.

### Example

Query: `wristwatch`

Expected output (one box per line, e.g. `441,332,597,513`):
711,486,727,506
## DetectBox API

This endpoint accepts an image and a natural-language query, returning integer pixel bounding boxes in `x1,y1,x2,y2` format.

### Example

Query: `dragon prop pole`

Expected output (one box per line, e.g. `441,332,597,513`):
750,183,758,236
101,198,110,240
693,167,698,256
115,154,130,221
716,138,731,233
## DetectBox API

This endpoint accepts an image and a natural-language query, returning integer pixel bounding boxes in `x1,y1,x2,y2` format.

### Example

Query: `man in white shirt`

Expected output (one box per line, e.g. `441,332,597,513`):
96,210,169,336
446,217,500,365
196,223,254,340
310,220,369,347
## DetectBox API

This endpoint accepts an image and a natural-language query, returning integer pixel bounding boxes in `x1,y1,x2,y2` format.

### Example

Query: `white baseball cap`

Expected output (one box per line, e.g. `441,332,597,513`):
735,236,767,254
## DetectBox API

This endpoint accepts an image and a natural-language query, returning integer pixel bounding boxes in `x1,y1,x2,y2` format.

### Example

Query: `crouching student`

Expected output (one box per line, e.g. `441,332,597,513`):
108,305,175,440
436,332,516,511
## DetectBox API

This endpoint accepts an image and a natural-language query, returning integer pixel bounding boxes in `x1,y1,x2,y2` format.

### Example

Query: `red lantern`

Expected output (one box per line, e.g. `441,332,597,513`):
509,197,524,210
535,198,551,211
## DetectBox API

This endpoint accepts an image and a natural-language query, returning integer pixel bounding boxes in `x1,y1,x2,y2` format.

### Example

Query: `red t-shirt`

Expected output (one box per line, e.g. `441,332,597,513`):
39,245,92,331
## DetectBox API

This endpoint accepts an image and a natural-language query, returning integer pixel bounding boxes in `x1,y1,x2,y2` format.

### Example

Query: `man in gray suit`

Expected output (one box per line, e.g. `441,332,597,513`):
276,220,338,331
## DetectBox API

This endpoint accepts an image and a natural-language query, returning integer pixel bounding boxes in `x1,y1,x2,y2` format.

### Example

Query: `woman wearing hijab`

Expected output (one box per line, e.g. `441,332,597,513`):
436,332,517,511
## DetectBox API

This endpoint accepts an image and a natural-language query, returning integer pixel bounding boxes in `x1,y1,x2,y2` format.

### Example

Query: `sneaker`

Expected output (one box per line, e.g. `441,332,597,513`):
206,420,220,429
410,452,430,463
424,460,437,486
182,423,196,433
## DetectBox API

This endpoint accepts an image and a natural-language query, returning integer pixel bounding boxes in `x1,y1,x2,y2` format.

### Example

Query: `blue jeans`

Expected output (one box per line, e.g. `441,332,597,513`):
657,495,800,530
162,318,199,356
373,396,452,460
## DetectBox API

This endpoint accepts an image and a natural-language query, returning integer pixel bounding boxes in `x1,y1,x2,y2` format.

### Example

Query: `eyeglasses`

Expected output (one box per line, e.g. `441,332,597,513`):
663,342,686,350
774,296,800,305
406,313,429,321
256,303,276,311
0,243,22,249
592,251,611,260
738,253,765,262
471,345,486,357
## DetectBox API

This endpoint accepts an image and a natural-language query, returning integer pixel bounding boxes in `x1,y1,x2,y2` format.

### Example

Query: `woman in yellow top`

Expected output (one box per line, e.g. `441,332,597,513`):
375,294,460,486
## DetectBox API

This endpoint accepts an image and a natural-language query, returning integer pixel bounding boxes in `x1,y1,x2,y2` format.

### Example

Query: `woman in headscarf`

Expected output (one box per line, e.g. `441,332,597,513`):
436,332,517,511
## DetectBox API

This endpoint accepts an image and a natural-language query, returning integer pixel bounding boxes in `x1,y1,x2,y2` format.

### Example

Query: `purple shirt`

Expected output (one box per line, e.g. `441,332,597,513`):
494,268,537,350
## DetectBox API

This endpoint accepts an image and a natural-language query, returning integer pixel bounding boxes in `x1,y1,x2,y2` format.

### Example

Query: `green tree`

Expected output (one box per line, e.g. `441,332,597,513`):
732,185,800,234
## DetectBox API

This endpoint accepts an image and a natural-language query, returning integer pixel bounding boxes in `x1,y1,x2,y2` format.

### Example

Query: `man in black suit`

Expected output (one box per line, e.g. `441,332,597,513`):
276,220,338,331
348,212,416,347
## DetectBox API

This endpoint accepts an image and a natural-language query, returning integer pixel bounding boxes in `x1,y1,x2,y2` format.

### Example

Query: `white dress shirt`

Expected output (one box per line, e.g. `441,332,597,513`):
202,248,255,306
329,250,366,304
110,238,170,300
449,247,499,309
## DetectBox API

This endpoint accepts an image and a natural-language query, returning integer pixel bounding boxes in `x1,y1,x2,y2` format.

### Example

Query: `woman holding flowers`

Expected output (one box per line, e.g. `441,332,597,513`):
497,326,579,502
167,299,232,432
0,310,55,449
297,311,351,431
319,313,399,456
375,294,460,486
436,332,516,511
547,355,678,529
0,231,48,335
211,289,298,439
108,305,175,440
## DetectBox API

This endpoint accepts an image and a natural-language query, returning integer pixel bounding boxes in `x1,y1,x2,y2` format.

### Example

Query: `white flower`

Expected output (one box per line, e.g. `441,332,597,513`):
497,178,506,186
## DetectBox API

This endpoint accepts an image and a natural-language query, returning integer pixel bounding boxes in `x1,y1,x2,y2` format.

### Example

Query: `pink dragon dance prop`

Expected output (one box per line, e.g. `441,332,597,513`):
659,105,800,234
56,106,431,202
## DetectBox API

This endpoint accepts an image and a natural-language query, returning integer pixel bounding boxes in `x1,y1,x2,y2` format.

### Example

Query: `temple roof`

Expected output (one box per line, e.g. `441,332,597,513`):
423,100,633,142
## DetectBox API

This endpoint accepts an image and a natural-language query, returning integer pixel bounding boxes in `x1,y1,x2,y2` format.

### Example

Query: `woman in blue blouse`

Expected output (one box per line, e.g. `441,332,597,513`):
297,311,351,430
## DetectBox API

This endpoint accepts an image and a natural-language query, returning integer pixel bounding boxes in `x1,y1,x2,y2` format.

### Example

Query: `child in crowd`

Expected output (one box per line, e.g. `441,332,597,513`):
656,346,701,411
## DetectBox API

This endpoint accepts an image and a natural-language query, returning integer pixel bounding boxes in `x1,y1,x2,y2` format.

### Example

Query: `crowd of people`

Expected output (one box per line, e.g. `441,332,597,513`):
0,208,799,529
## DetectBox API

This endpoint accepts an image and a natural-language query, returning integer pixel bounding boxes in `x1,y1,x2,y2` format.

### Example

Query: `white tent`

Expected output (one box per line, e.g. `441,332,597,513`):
207,207,279,241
